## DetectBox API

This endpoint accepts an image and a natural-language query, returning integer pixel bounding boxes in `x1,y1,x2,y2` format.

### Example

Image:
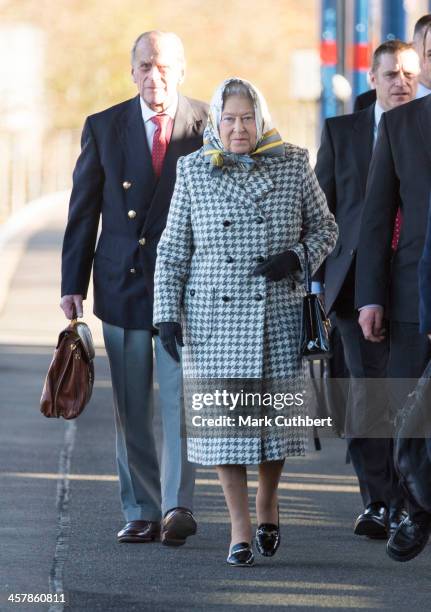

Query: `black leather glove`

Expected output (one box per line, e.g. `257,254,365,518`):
253,250,301,282
157,322,184,363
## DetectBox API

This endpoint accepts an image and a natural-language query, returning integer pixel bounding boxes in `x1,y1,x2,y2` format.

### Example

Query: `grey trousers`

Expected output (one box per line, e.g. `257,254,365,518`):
103,322,195,522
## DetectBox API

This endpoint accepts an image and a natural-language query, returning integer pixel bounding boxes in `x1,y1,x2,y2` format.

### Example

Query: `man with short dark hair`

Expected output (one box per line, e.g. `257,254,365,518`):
60,31,208,545
315,40,420,540
413,15,431,98
356,25,431,563
354,14,431,111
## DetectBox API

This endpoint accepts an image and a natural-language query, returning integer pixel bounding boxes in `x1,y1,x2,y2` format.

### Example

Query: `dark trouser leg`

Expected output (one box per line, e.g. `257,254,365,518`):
336,313,401,508
387,321,431,519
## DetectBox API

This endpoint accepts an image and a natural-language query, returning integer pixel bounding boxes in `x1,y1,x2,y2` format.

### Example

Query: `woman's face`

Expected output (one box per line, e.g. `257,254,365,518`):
219,95,257,154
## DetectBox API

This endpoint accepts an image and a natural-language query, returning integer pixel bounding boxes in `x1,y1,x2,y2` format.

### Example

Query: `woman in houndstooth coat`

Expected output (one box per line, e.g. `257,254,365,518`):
154,78,338,565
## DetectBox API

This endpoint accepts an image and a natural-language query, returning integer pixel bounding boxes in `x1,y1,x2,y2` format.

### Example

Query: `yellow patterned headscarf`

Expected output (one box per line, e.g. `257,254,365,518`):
203,77,285,172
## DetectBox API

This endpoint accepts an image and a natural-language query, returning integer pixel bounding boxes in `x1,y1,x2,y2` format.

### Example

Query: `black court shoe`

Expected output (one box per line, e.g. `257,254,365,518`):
255,506,280,557
226,542,255,567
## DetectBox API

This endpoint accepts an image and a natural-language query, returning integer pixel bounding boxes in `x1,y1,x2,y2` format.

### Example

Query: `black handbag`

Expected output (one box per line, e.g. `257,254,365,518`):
394,359,431,513
299,244,332,360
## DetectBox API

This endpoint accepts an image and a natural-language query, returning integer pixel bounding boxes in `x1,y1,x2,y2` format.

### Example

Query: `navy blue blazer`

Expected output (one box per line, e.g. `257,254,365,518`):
61,94,208,329
419,195,431,334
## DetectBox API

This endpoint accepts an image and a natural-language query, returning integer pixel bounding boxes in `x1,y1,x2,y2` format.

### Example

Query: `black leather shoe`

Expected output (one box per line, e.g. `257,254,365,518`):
354,502,388,539
117,520,160,543
387,516,431,562
389,507,408,536
226,542,254,567
255,506,280,557
161,507,197,546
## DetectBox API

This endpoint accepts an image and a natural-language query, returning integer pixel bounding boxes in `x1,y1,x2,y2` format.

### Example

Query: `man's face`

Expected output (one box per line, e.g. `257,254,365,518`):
417,29,431,89
370,49,419,111
131,34,184,112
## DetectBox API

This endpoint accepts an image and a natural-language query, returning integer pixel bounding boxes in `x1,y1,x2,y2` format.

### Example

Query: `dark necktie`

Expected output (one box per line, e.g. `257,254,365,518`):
151,114,169,178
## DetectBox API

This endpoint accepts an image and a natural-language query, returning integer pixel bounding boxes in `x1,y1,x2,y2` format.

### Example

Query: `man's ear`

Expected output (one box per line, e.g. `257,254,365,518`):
131,66,137,84
369,70,376,88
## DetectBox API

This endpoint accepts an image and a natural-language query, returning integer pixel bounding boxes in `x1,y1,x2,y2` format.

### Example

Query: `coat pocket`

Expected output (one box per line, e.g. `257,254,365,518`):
182,286,214,345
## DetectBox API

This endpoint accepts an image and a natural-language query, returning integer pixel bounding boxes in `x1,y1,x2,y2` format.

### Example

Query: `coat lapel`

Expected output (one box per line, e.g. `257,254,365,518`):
209,157,275,216
352,104,374,194
117,95,156,209
417,94,431,168
240,163,275,210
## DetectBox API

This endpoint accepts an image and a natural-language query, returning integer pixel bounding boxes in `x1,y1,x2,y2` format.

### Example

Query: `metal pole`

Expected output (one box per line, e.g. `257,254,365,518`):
321,0,338,121
381,0,406,41
353,0,369,99
336,0,346,115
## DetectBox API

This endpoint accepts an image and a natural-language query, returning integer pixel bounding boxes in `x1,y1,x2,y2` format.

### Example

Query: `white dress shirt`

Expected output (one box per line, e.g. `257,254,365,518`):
373,101,385,144
416,82,431,99
139,96,178,151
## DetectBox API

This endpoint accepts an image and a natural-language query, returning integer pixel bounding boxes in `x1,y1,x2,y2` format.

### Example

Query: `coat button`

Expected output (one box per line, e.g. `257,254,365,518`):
130,268,136,274
255,293,264,301
226,256,234,264
256,255,265,263
256,216,264,224
222,295,231,302
128,210,137,219
138,238,146,246
223,220,231,227
189,289,195,296
123,181,132,189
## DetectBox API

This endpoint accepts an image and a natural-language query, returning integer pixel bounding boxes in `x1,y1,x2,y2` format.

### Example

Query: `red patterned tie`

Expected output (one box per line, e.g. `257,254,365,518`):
151,114,170,178
391,208,402,251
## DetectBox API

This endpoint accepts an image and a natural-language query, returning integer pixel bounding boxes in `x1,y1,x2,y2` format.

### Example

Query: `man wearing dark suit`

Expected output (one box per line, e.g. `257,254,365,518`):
356,24,431,563
60,31,208,545
315,40,420,540
354,14,431,112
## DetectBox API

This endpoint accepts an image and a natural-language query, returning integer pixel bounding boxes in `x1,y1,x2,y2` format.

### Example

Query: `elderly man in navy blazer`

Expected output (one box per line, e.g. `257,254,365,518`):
60,31,208,545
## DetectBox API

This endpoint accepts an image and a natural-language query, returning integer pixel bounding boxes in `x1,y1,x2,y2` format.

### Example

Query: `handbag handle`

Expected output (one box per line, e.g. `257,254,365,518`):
302,243,312,294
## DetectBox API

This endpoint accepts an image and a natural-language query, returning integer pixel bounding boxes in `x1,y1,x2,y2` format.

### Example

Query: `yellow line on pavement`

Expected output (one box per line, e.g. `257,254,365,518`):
0,472,359,492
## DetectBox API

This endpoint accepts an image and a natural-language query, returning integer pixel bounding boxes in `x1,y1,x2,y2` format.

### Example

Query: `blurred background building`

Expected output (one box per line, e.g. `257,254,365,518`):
0,0,430,222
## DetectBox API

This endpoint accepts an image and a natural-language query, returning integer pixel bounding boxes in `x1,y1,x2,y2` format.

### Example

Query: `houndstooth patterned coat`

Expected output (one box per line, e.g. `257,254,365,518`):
153,144,338,465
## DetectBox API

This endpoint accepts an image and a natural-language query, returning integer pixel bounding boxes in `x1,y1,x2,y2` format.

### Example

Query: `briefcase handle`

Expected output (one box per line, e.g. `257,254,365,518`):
71,302,78,325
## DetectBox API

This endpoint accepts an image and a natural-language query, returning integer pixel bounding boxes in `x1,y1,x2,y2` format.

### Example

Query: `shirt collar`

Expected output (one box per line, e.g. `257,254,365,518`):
139,95,178,123
417,82,431,99
374,100,385,129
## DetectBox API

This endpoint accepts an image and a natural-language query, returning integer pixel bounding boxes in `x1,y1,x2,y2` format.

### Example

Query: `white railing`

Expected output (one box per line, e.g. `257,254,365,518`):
0,128,81,223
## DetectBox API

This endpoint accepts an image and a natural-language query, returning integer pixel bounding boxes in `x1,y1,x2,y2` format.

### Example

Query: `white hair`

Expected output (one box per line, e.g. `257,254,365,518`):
131,30,185,68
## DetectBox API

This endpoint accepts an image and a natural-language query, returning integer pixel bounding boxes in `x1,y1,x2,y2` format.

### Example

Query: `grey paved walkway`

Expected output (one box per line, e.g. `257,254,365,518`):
0,212,430,611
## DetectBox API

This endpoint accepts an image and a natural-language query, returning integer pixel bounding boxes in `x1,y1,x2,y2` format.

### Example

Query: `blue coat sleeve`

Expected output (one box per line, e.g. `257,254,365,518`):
61,117,103,298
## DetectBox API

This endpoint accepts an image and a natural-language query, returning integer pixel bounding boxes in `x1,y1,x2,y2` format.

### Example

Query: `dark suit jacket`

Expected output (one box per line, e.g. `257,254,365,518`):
314,105,374,314
356,94,431,322
353,89,376,112
61,94,208,329
419,195,431,333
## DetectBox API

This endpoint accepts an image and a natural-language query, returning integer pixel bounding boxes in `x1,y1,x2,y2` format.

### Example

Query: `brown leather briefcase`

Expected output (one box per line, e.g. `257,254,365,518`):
40,319,95,419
